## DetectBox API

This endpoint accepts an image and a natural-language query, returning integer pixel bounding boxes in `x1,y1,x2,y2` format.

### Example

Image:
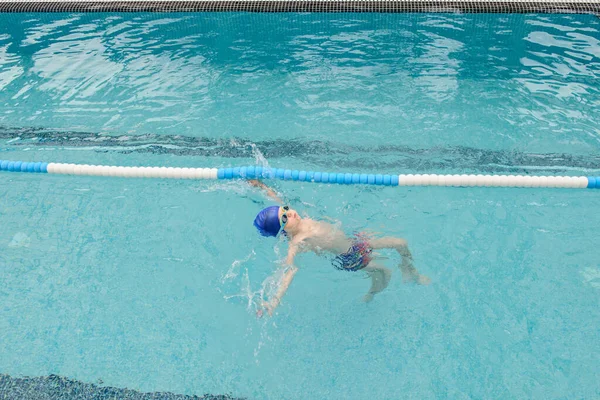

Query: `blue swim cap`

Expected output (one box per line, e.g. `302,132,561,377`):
253,206,281,237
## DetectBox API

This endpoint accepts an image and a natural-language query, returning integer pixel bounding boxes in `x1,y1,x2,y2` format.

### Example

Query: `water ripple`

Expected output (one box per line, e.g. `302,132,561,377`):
0,13,598,166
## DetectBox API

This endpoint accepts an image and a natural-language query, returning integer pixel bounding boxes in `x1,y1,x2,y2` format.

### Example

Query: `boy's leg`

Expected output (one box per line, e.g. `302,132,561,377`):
369,237,431,285
362,263,392,302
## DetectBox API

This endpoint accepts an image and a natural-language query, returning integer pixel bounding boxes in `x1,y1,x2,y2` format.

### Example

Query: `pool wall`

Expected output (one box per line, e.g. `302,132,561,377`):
0,0,599,15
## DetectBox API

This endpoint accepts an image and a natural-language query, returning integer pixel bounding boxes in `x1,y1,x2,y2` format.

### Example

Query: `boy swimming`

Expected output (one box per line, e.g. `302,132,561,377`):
249,179,430,316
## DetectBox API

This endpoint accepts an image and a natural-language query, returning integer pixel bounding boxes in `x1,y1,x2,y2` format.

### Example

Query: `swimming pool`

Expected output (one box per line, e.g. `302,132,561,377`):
1,4,599,399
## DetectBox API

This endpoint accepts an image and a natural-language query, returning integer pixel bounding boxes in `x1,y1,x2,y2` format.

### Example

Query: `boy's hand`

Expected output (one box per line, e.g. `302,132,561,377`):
247,179,283,203
256,301,275,318
247,179,264,188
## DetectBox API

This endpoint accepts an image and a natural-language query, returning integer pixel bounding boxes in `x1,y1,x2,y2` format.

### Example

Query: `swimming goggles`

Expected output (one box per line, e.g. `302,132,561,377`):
278,206,289,235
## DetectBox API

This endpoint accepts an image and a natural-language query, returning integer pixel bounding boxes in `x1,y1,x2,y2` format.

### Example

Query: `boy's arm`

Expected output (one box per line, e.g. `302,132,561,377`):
263,266,298,316
248,179,283,204
261,245,299,316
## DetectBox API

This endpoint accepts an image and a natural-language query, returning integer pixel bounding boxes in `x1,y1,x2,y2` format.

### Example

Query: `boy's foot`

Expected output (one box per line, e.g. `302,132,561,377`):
416,274,431,285
402,273,431,285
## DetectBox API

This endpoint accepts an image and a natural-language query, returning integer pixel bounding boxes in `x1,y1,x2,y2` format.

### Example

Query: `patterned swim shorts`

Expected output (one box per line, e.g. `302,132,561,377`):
332,233,373,272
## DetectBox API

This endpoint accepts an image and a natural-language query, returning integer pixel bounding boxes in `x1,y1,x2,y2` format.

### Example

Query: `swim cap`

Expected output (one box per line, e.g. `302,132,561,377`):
253,206,281,237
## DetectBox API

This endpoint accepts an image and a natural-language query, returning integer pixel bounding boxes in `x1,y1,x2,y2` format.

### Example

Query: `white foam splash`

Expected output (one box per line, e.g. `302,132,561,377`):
250,143,269,168
222,267,266,319
222,250,255,282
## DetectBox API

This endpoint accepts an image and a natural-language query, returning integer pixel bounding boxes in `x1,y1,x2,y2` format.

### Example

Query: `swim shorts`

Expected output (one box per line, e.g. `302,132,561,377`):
332,233,373,272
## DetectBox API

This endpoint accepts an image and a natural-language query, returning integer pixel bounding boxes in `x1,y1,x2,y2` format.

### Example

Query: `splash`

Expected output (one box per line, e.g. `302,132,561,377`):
222,250,255,282
250,142,269,168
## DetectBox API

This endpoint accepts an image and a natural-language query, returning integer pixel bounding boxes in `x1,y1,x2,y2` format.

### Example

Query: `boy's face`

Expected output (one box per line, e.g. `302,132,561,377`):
279,206,301,231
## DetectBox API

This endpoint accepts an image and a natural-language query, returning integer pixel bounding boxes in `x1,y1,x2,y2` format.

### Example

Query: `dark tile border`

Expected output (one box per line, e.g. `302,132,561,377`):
0,373,246,400
0,1,598,14
3,125,600,174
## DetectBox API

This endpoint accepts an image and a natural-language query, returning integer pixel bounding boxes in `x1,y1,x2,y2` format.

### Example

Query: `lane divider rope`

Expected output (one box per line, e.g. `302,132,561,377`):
1,160,598,188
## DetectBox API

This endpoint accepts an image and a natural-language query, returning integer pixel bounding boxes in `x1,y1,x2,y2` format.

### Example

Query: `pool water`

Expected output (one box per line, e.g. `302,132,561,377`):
1,11,599,400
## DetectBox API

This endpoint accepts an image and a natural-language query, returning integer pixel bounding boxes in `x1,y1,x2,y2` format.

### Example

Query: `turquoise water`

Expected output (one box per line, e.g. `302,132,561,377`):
1,11,600,399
